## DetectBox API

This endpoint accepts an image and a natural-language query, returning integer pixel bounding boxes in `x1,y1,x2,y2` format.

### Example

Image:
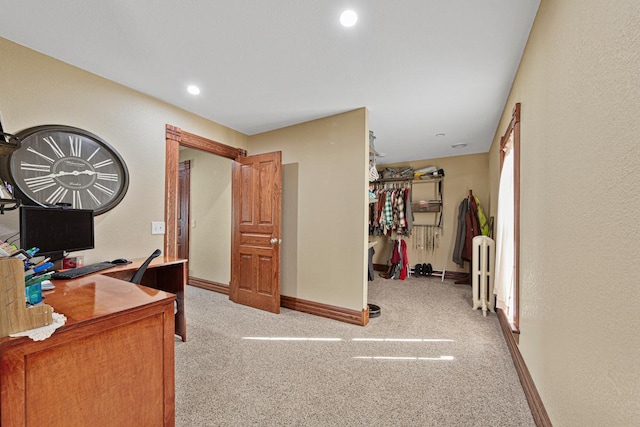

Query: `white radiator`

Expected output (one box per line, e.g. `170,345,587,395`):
471,235,495,316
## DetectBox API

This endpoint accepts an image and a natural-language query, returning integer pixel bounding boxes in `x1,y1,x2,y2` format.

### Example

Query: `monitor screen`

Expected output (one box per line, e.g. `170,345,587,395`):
20,206,95,257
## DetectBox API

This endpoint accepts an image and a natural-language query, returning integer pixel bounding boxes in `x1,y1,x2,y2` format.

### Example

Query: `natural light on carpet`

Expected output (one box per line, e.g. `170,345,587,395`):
352,338,454,342
242,337,454,343
242,337,343,341
353,356,455,361
241,337,456,361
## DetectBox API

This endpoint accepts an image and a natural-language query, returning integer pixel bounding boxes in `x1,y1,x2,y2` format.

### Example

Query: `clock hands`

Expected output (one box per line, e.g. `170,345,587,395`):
28,169,98,180
60,170,98,177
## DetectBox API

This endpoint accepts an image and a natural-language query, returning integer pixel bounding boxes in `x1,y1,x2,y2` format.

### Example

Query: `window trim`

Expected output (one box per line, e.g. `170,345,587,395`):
499,103,521,333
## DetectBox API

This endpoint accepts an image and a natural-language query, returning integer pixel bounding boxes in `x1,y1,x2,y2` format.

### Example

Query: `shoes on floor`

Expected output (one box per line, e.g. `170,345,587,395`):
426,263,433,276
414,263,434,277
414,263,423,276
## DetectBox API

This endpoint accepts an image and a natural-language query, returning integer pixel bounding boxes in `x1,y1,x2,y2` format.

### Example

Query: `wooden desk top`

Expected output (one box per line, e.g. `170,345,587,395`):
43,275,175,324
96,256,187,274
0,257,185,346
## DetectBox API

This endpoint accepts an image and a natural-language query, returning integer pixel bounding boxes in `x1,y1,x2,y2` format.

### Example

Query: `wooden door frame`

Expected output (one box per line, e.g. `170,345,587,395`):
164,125,246,258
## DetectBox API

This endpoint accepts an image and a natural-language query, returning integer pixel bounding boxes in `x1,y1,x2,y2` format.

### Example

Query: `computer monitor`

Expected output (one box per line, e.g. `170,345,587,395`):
20,206,95,259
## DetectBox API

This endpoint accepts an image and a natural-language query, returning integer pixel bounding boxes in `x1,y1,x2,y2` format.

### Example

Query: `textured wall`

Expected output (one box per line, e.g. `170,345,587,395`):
248,109,369,311
0,37,247,263
488,0,640,425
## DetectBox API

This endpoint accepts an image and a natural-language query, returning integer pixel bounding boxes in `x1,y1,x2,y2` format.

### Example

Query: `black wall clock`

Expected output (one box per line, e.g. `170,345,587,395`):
0,125,129,215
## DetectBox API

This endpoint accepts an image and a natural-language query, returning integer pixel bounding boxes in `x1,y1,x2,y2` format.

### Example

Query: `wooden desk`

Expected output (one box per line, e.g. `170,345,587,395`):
0,274,176,426
97,256,187,342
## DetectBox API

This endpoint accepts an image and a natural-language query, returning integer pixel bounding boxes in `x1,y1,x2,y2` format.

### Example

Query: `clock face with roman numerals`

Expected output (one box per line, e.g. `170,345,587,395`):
1,125,129,215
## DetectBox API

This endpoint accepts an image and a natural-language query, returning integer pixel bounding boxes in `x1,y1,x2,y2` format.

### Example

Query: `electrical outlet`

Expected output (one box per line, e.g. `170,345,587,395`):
151,221,165,235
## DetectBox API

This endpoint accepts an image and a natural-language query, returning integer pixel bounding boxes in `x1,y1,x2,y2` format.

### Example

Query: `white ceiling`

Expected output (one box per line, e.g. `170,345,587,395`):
0,0,539,165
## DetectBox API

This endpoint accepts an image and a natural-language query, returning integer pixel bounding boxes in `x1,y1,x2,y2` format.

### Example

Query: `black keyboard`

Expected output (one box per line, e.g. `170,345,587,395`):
51,261,116,280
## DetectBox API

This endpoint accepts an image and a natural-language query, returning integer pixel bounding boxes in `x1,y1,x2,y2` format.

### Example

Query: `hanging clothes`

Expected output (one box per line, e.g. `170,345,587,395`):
382,189,394,232
452,192,488,266
475,196,490,236
382,238,408,280
398,238,408,280
369,183,413,236
463,196,481,261
395,191,406,229
452,198,468,267
404,187,414,231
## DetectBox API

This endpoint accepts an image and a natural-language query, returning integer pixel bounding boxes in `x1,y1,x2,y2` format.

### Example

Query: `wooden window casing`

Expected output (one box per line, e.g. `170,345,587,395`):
499,103,521,333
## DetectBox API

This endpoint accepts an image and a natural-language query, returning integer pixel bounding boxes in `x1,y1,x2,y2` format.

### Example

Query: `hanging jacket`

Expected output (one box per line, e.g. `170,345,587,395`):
384,239,408,280
474,196,490,236
452,198,468,267
404,187,413,231
398,239,408,280
463,196,481,261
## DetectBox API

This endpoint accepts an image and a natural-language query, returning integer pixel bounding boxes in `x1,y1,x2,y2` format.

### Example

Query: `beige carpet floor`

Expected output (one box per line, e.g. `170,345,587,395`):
175,273,535,426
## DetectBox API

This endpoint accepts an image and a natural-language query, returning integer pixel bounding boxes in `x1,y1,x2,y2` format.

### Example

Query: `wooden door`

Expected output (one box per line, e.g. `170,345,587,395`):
230,151,282,313
177,160,191,261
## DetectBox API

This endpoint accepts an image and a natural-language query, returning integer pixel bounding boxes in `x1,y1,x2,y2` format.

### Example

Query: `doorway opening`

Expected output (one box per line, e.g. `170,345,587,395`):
165,125,283,314
178,150,233,294
165,125,245,293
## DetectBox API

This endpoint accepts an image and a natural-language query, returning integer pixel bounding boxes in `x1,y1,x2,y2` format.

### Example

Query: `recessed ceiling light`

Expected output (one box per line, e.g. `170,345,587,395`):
451,143,468,149
187,85,200,95
340,10,358,27
436,133,446,137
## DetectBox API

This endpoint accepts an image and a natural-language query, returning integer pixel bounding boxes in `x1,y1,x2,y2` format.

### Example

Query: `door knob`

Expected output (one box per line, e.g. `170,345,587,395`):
270,238,277,244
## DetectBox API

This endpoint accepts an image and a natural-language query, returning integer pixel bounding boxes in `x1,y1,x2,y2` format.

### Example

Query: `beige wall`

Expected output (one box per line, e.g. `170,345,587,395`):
179,148,231,284
248,109,369,311
488,0,640,425
372,153,490,273
5,3,638,420
0,37,247,263
0,37,369,315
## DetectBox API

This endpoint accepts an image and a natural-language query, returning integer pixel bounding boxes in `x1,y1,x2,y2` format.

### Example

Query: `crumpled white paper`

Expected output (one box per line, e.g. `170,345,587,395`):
9,312,67,341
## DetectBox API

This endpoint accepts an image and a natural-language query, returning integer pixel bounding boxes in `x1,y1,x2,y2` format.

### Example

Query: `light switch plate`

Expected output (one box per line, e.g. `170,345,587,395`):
151,221,165,235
